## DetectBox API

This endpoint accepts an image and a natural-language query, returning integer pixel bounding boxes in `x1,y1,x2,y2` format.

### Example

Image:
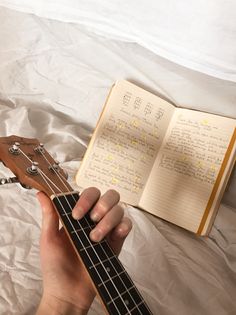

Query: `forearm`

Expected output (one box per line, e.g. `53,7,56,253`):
36,295,89,315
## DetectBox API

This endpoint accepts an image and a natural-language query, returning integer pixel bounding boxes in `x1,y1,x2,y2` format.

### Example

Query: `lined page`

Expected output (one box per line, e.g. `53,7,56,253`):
76,80,175,204
139,108,236,233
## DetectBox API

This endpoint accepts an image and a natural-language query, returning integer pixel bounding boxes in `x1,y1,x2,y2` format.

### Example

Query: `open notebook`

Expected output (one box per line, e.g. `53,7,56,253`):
76,80,236,235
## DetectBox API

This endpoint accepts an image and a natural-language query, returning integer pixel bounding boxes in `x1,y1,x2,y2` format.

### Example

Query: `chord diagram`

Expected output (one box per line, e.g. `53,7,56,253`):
122,92,132,106
155,108,164,122
144,102,153,116
133,97,142,110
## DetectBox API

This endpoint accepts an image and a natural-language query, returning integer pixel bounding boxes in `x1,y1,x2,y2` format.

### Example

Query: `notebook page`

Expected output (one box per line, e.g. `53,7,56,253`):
139,108,236,233
76,80,175,204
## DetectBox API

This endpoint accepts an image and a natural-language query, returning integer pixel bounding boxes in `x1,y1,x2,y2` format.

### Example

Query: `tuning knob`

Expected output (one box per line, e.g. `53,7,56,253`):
0,178,6,185
49,160,60,172
9,142,20,155
34,143,45,154
27,161,39,175
53,160,60,170
0,177,19,185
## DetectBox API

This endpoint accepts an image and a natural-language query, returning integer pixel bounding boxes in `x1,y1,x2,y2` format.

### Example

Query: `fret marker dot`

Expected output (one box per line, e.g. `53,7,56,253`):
125,299,129,306
106,267,111,272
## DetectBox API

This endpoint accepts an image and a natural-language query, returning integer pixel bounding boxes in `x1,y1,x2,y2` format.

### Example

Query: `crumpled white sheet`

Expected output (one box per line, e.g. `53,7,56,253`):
0,0,236,82
0,6,236,315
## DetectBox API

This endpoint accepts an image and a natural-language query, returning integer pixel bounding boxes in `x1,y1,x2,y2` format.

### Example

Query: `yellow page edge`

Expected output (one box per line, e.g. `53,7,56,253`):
197,127,236,235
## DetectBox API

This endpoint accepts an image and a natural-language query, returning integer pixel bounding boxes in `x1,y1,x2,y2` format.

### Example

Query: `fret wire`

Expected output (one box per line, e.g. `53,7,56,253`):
101,244,148,312
76,204,144,313
62,212,96,230
80,243,111,251
99,271,126,287
90,255,117,269
86,243,145,313
71,225,93,234
74,201,146,314
107,285,137,305
107,289,148,315
86,234,144,312
127,300,147,314
62,211,72,216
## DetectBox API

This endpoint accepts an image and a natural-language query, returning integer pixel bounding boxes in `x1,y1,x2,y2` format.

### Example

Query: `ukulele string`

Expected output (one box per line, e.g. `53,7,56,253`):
18,148,63,192
36,168,126,315
19,148,130,315
39,151,144,313
39,150,96,231
39,150,72,192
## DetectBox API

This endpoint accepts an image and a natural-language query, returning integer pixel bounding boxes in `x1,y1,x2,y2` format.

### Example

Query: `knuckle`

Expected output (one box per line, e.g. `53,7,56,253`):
97,199,109,213
103,221,113,234
95,223,110,238
107,189,120,200
76,197,88,209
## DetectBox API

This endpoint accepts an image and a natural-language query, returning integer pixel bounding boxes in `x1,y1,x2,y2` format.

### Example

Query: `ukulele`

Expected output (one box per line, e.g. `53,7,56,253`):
0,135,153,315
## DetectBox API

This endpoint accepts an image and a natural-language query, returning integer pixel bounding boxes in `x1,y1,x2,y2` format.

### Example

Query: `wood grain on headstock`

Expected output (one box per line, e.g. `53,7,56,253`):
0,135,70,197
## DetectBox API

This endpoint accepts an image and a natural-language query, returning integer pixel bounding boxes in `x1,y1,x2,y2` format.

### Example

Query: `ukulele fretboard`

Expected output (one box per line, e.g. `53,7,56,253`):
52,193,153,315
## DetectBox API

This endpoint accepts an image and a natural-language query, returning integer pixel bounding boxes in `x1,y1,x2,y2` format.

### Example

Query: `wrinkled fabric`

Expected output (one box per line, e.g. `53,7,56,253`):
0,6,235,315
0,1,236,82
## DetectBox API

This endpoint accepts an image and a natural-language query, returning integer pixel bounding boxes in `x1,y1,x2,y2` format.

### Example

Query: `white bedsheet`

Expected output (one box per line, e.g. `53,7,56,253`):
0,0,236,82
0,6,236,315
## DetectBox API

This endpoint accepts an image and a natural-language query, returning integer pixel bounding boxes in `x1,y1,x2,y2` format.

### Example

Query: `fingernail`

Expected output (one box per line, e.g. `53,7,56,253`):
72,207,83,220
90,229,102,242
90,212,100,222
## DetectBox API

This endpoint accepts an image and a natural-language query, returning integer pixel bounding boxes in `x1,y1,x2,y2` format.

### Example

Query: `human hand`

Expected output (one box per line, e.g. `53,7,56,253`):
36,187,132,315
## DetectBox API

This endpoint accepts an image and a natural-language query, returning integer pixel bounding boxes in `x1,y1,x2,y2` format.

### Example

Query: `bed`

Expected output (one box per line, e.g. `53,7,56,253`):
0,3,235,315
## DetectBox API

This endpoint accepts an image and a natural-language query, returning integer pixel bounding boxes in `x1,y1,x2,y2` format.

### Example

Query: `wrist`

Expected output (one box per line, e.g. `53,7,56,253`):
36,294,89,315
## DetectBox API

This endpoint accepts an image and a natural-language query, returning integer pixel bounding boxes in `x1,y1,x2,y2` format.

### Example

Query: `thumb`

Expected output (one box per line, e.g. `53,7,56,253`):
37,192,59,239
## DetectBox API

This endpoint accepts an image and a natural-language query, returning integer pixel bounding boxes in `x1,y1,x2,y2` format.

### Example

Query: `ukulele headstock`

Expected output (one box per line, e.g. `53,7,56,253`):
0,135,70,197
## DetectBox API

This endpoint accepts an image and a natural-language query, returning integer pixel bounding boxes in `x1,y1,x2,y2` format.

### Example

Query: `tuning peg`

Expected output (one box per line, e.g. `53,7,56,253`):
0,177,19,185
48,161,68,179
49,160,60,172
53,160,60,170
0,177,32,189
9,142,21,155
34,143,45,154
27,161,39,175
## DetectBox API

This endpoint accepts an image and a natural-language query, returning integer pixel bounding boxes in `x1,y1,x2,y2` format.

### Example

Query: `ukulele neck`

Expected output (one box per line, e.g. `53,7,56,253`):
0,135,153,315
52,192,153,315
